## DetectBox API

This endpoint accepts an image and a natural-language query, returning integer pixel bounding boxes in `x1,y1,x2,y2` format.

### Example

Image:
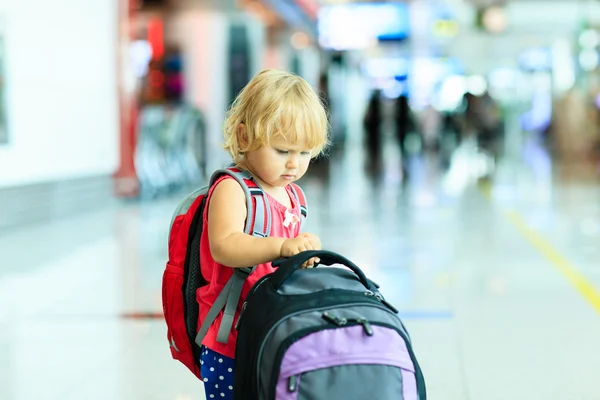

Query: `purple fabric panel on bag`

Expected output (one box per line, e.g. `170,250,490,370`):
402,368,418,399
275,325,416,399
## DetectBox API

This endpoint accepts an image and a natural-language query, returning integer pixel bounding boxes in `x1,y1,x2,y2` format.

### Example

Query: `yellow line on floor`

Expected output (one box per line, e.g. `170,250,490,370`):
478,180,600,316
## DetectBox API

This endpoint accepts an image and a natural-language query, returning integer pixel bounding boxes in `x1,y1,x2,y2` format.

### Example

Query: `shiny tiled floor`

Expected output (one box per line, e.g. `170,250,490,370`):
1,129,600,399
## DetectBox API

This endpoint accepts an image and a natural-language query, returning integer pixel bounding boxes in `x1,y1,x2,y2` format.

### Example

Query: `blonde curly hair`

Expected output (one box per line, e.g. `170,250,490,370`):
223,69,329,161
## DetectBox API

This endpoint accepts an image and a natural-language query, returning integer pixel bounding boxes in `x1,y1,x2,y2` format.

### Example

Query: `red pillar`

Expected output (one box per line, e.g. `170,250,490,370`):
114,0,140,198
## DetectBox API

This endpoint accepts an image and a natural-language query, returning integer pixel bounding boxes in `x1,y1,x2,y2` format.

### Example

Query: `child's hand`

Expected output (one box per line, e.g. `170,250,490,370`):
280,233,322,268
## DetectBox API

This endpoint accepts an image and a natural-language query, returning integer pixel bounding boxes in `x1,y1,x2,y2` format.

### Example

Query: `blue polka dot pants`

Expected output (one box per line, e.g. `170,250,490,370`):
200,346,235,399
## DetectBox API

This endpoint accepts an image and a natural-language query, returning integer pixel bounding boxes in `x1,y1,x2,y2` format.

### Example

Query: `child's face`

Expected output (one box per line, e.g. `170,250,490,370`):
243,135,313,189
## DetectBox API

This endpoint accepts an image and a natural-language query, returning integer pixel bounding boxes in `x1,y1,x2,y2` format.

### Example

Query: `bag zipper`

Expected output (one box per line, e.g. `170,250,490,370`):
288,374,299,392
364,289,399,313
254,293,396,396
321,311,374,336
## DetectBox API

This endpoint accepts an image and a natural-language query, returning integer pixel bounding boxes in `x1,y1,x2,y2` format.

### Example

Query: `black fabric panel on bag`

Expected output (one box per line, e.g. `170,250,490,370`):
184,196,208,359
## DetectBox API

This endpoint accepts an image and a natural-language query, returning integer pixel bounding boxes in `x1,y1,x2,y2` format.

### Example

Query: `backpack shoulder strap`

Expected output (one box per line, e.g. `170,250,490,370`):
195,166,271,346
288,183,307,229
208,167,272,237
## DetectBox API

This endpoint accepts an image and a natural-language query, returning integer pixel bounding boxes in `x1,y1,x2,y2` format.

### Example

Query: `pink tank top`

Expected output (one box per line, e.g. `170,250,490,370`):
196,175,302,358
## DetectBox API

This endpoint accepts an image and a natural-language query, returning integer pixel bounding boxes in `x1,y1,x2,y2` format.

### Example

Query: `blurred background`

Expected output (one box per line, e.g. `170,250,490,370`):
1,0,600,399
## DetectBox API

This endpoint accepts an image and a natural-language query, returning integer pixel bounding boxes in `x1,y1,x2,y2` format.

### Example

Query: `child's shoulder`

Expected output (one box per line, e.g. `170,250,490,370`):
209,175,244,201
204,176,248,224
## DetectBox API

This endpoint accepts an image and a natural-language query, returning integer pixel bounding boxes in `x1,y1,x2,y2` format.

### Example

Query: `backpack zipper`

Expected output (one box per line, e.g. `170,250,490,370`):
288,374,299,392
364,290,399,313
321,311,374,336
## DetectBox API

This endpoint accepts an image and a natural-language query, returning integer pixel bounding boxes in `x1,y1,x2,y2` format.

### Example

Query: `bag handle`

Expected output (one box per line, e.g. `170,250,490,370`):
270,250,374,291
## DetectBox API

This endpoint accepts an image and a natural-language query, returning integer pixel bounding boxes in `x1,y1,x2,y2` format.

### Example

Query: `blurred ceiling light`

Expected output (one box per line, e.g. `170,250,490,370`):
552,38,575,93
379,77,397,90
291,31,310,49
466,75,487,96
317,3,409,50
362,58,409,78
482,6,507,34
130,40,152,78
382,82,405,99
438,75,467,110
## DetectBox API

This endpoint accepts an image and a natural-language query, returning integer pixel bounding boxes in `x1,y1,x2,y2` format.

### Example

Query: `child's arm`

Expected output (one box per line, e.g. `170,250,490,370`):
208,179,320,268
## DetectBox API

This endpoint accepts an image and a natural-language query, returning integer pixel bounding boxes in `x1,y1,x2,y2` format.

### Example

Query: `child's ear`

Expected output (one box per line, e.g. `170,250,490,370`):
237,123,249,149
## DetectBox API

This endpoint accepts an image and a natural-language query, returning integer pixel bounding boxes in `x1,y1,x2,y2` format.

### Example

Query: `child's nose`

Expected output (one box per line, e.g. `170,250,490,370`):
286,154,299,169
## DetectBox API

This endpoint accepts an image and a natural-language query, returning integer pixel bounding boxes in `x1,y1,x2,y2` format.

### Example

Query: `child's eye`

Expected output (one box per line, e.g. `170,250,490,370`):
300,151,311,156
276,149,289,155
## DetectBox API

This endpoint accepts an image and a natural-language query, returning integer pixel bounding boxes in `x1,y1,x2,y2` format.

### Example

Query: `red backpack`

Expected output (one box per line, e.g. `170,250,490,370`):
161,166,307,378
